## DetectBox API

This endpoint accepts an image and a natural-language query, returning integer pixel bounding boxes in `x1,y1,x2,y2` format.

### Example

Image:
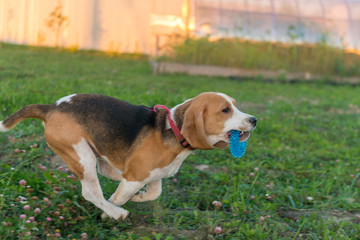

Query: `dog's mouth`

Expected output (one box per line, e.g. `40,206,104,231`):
213,131,250,149
226,131,250,142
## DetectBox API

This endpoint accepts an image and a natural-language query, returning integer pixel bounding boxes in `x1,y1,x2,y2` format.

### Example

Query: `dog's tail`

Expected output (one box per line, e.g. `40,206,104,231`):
0,104,53,132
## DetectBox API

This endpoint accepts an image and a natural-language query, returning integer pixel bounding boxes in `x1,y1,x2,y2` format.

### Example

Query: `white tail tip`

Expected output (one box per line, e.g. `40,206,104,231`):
0,121,8,132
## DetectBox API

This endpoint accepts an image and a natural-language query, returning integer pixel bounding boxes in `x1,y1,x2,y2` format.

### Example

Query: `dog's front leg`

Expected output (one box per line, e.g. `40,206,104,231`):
108,179,146,205
130,180,162,202
101,178,145,219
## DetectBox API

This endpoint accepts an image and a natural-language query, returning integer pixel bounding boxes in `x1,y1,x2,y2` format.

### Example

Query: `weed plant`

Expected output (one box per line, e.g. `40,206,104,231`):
0,44,360,239
164,37,360,77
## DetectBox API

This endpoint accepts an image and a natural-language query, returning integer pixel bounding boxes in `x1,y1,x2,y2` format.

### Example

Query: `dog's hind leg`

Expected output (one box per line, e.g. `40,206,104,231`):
48,137,129,220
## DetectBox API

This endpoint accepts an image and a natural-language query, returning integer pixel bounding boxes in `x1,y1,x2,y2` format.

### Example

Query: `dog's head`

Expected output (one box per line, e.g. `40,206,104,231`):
180,92,257,150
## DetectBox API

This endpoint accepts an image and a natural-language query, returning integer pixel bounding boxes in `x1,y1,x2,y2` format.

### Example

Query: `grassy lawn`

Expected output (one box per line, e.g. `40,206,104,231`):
0,43,360,239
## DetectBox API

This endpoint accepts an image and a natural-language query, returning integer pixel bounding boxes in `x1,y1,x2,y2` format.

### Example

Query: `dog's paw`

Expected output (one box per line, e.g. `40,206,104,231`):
130,189,161,202
101,207,129,220
130,192,145,202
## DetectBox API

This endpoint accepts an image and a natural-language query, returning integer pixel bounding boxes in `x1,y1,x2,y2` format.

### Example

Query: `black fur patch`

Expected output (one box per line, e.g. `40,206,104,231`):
57,94,157,150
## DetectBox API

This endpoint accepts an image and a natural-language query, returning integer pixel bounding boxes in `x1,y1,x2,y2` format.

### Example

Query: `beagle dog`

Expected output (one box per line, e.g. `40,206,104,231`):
0,92,256,220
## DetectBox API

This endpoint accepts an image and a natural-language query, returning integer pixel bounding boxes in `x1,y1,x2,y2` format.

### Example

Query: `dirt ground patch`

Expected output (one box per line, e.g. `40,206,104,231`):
130,226,208,239
278,209,360,224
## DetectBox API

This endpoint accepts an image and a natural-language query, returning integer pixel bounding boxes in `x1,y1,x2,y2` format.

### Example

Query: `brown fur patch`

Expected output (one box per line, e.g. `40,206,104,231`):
44,112,85,179
173,100,192,129
121,130,182,182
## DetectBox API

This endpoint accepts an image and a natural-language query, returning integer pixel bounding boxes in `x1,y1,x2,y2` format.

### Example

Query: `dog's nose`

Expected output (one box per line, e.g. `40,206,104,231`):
249,117,257,127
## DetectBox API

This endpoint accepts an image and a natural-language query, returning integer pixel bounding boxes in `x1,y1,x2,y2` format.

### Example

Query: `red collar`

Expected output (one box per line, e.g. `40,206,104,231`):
154,105,195,150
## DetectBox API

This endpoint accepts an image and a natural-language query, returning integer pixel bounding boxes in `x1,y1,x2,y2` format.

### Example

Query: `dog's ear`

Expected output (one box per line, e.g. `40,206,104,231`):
181,103,214,150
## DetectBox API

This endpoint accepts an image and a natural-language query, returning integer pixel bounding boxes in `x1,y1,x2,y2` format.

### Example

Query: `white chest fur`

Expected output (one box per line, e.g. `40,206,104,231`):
146,149,192,182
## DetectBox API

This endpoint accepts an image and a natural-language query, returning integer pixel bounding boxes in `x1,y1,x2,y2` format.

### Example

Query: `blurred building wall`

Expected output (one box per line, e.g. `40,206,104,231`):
194,0,360,50
0,0,187,54
0,0,358,54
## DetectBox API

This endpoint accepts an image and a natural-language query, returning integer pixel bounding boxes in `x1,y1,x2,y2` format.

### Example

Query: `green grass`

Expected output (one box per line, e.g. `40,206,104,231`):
163,37,360,77
1,43,360,239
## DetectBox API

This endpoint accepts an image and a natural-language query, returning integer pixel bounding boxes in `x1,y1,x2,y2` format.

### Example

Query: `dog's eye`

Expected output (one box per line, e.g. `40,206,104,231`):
222,107,230,113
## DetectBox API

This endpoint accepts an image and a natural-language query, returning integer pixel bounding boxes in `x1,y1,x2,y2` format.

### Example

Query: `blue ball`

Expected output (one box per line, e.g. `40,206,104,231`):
229,130,247,158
